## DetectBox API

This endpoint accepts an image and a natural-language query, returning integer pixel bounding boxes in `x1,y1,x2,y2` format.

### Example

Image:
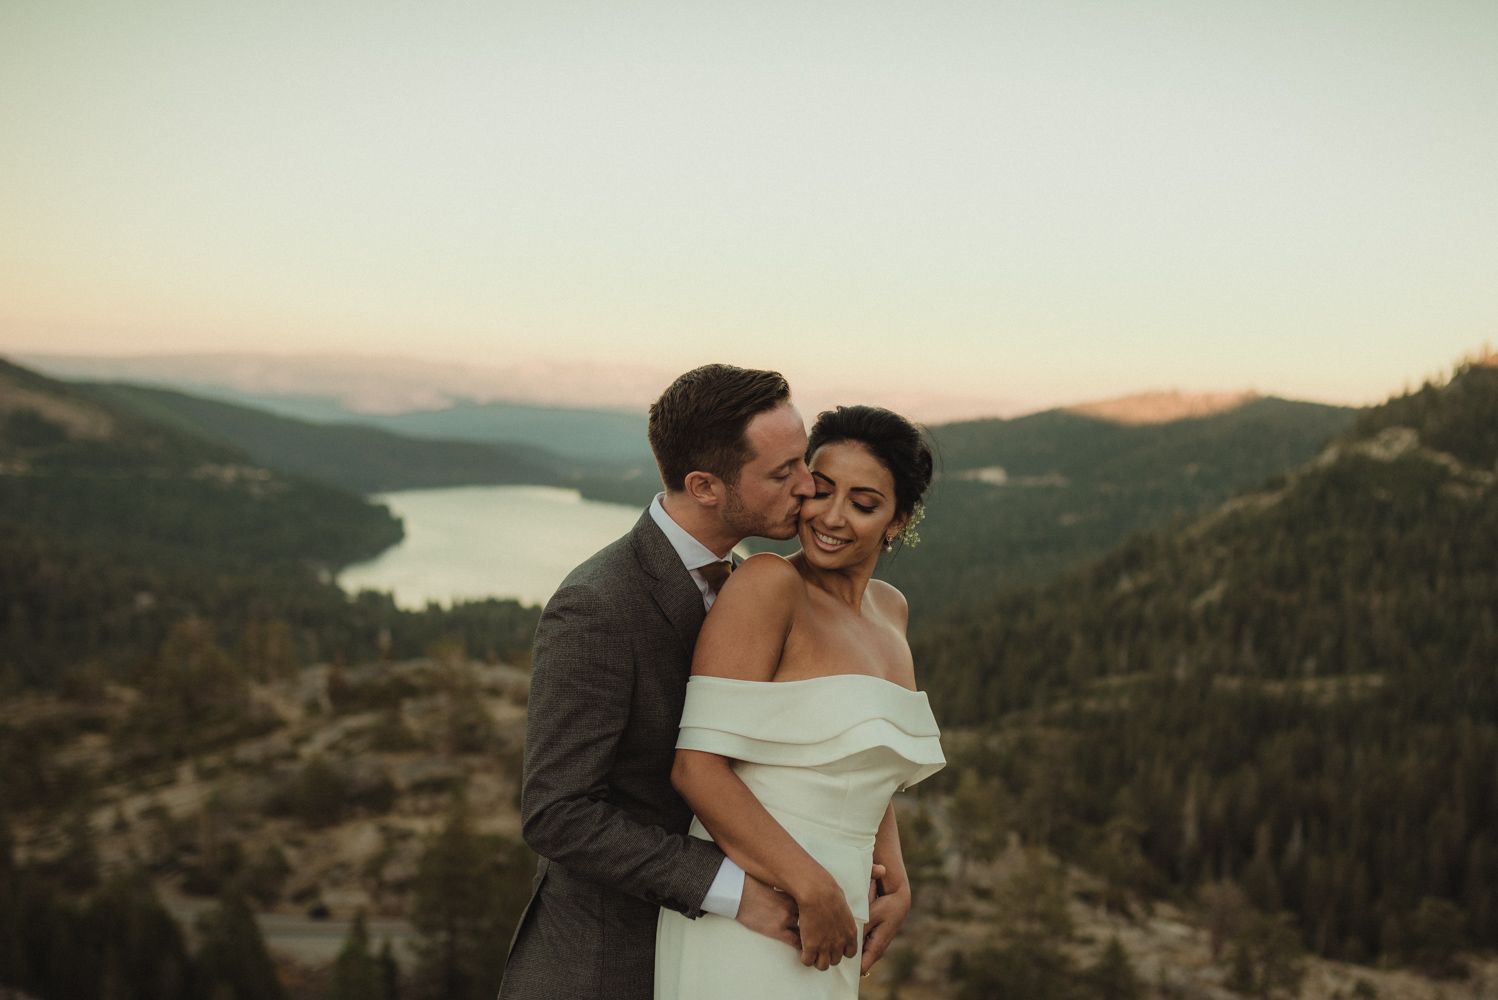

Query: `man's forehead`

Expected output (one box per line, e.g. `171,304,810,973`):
744,402,805,466
749,401,804,435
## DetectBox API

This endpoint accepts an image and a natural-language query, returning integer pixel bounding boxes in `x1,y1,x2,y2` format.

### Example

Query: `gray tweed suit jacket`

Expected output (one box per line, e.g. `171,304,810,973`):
498,511,728,1000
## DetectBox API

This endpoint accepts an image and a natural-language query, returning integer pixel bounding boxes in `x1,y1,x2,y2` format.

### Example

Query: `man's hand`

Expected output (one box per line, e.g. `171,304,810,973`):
735,873,800,951
860,883,912,976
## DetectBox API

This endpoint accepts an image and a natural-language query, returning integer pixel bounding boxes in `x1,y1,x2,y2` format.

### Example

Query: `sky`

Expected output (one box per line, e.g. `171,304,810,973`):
1,0,1494,409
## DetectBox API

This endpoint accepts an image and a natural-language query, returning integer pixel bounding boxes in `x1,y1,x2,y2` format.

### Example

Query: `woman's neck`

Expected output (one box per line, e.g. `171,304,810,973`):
791,551,878,611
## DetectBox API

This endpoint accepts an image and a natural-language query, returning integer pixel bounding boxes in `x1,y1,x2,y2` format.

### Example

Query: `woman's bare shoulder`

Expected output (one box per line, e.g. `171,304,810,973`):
693,553,804,680
720,551,805,599
866,578,910,630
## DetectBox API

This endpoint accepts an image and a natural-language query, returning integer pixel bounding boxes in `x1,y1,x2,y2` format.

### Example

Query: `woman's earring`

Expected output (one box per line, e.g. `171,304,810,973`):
883,536,894,553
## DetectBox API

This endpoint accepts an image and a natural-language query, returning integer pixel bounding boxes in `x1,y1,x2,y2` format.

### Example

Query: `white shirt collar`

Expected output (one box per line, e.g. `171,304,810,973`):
649,493,729,572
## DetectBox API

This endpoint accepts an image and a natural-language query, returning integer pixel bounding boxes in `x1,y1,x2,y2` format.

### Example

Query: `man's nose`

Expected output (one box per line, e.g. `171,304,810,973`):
792,464,815,498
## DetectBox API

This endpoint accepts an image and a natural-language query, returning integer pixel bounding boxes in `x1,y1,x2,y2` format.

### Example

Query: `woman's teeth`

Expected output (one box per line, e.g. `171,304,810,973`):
814,530,850,547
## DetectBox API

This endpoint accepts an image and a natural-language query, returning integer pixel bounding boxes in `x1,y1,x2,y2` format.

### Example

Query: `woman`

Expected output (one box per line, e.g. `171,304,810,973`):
655,405,945,999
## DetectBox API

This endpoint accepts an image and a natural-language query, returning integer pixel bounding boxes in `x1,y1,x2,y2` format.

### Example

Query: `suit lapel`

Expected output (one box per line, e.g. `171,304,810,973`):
631,511,707,655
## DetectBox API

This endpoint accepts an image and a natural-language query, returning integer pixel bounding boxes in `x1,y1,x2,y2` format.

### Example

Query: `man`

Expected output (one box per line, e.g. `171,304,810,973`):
500,364,816,999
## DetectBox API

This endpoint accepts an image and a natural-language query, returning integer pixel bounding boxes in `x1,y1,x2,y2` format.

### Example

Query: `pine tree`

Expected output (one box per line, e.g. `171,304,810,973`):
1226,940,1256,995
152,618,245,715
409,800,497,1000
948,769,1007,886
1223,912,1304,999
0,817,25,987
330,911,385,1000
957,937,1080,1000
194,887,286,1000
57,809,100,892
87,871,193,1000
1403,897,1467,978
1197,880,1247,960
1086,937,1142,1000
897,804,947,905
378,939,401,1000
956,851,1081,1000
1239,825,1281,915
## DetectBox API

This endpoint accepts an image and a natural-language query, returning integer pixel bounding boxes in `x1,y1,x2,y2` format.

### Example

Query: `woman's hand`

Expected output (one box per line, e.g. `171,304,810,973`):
794,876,860,970
859,882,912,976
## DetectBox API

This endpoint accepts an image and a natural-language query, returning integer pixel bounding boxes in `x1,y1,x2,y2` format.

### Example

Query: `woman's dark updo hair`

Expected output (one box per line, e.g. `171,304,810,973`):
806,405,934,520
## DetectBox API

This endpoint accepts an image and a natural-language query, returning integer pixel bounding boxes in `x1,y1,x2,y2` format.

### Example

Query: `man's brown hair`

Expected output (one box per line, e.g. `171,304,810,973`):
648,364,791,492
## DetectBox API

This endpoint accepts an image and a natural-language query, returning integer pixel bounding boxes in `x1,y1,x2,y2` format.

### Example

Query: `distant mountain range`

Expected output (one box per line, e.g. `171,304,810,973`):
19,351,673,415
107,385,659,466
19,350,1033,431
80,382,662,502
99,384,660,464
1062,389,1260,425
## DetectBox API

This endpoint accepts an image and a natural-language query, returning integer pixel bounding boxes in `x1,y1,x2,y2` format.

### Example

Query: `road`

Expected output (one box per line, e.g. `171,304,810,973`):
166,896,420,965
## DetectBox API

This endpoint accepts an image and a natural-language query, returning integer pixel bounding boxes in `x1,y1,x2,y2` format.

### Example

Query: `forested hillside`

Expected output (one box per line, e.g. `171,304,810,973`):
910,358,1498,966
0,359,540,688
2,359,544,997
875,396,1353,623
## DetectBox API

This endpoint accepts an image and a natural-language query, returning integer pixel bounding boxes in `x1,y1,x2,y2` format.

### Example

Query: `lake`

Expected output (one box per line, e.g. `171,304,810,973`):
338,485,646,608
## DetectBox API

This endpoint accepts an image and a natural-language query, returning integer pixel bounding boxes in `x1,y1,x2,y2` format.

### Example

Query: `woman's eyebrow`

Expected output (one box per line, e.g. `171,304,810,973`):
814,470,885,498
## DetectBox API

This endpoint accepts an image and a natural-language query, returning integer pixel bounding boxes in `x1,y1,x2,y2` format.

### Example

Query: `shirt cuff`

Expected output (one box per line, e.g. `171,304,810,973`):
700,857,745,919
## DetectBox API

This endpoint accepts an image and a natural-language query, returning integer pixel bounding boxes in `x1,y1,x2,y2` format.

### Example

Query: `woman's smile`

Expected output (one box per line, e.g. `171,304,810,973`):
810,527,852,551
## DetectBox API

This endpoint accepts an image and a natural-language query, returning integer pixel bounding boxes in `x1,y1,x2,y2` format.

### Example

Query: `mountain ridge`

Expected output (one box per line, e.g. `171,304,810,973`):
1064,389,1259,426
75,382,666,505
876,394,1355,623
907,356,1498,966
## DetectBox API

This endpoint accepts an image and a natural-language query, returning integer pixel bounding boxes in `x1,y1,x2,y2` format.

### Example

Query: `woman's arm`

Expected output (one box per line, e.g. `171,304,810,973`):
860,801,913,974
673,555,859,971
673,750,856,970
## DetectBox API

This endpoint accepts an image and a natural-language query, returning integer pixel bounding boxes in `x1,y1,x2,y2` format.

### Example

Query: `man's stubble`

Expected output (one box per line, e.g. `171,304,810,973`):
722,483,801,543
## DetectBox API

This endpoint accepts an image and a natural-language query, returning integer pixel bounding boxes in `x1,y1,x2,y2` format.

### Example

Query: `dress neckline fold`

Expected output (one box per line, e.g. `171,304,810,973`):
686,673,921,695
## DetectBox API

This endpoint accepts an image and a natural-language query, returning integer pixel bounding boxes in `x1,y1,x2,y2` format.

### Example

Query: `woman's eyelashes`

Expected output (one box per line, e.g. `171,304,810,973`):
808,476,878,512
810,491,877,513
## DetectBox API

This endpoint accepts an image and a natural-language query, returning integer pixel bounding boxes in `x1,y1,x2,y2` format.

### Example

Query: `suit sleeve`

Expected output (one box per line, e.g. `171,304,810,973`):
520,583,725,917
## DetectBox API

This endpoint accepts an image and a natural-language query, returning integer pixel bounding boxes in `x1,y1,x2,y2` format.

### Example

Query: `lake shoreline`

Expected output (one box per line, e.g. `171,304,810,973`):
339,484,645,609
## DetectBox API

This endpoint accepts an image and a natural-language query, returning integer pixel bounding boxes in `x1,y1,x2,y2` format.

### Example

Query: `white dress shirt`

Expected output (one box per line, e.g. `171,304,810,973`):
648,493,747,918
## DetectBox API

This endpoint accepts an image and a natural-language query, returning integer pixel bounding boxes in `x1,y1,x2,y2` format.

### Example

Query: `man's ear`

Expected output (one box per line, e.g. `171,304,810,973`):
682,471,723,508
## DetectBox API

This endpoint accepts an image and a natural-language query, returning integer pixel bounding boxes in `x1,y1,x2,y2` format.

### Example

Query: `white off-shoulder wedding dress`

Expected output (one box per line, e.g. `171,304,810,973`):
654,674,945,1000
